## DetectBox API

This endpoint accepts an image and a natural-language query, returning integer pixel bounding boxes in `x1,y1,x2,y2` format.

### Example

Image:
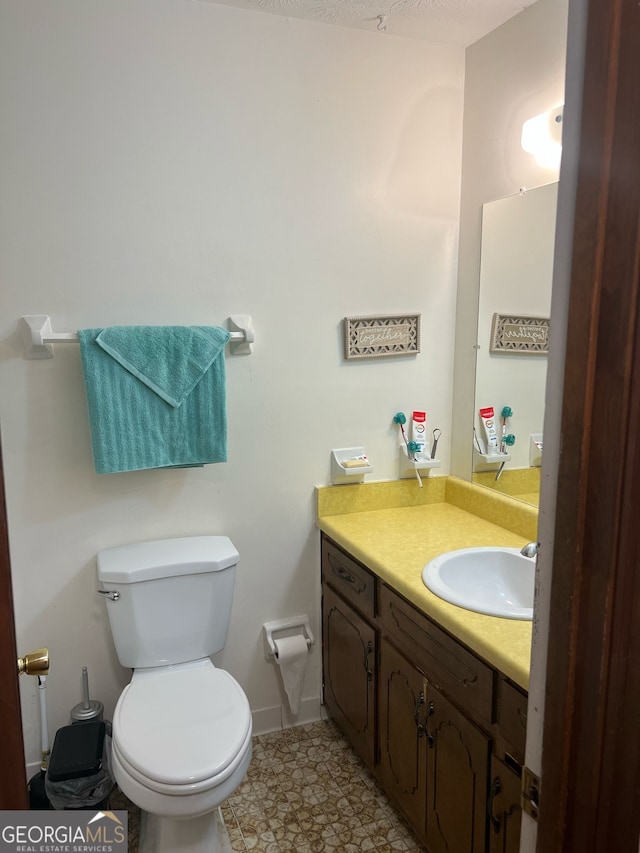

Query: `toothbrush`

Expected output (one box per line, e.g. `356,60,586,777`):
394,413,423,487
407,439,423,462
393,412,410,450
496,406,514,479
500,406,513,453
473,427,484,454
406,441,423,487
495,433,516,480
395,413,420,461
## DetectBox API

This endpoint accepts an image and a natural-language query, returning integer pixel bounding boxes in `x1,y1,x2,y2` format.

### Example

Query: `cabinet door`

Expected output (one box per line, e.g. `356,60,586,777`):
426,686,490,853
496,679,528,765
378,638,428,839
488,756,522,853
322,582,376,769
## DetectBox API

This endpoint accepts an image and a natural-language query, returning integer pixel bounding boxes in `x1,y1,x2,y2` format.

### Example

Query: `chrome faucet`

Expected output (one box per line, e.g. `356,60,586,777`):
520,542,539,558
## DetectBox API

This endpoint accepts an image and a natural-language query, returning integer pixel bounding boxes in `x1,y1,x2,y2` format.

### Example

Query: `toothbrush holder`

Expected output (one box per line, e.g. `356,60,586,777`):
473,448,512,472
398,445,440,479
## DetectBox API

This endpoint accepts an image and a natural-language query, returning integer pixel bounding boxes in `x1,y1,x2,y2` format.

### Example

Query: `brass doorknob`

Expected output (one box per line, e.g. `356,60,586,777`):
17,647,49,676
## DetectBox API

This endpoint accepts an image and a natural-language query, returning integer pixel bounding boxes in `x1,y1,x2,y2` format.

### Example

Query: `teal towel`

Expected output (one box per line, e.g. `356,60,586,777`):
78,326,231,474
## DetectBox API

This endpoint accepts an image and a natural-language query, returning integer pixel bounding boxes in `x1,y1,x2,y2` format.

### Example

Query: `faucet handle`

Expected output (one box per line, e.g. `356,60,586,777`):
520,542,539,558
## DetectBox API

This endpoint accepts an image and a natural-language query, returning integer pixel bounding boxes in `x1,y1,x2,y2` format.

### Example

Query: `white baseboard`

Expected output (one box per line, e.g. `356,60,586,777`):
251,697,325,736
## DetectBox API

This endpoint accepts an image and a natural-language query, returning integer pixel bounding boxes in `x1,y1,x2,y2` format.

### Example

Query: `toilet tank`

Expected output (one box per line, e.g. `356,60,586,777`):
97,536,239,669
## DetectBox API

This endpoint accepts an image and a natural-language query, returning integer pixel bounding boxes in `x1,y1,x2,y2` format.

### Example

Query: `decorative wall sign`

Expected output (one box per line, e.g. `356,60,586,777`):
343,313,421,360
490,313,550,354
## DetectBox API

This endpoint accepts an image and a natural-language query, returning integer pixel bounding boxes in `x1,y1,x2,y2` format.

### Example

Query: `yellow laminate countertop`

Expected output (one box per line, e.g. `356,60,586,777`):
316,479,534,691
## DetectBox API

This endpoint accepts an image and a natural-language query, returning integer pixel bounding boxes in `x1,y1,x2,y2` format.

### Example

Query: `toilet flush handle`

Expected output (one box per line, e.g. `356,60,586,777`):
97,589,120,601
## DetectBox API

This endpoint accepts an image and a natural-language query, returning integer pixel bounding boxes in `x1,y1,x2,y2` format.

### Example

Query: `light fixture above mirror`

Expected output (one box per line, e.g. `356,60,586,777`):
521,105,564,169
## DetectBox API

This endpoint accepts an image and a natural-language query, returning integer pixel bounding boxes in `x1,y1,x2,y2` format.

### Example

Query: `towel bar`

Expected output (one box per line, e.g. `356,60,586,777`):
20,315,255,359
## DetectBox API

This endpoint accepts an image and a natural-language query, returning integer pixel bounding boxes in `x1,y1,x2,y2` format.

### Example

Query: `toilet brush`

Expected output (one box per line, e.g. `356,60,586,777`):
70,666,104,722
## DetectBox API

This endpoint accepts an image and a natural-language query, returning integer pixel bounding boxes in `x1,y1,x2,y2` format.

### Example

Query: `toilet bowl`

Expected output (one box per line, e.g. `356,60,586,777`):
97,536,253,853
111,660,252,852
112,659,252,814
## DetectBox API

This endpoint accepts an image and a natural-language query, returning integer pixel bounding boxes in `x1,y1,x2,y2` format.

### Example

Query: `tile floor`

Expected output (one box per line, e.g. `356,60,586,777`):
114,719,427,852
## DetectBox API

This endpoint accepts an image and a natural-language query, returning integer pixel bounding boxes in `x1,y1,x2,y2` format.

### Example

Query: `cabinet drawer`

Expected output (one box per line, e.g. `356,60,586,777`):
321,537,375,620
496,679,528,763
379,584,493,728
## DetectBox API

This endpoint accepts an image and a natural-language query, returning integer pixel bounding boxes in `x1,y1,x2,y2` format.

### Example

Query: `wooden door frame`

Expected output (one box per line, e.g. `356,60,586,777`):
537,0,640,849
0,432,28,808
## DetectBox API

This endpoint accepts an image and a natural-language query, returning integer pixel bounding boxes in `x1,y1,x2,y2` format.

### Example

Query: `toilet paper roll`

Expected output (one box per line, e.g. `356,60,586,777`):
274,634,309,716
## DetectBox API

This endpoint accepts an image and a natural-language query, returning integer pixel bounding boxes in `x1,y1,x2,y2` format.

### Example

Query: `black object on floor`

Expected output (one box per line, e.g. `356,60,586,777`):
48,721,106,782
28,769,51,809
46,720,112,809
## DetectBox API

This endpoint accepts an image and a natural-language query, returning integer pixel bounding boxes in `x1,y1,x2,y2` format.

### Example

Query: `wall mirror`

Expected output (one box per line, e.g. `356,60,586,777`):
472,181,558,506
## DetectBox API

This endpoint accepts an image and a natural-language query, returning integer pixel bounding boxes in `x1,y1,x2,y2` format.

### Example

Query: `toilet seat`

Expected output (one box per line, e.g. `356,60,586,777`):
113,661,252,795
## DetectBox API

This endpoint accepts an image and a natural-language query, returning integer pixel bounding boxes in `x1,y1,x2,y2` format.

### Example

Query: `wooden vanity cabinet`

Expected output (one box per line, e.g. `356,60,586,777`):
488,755,523,853
379,636,490,853
378,637,428,837
378,579,491,853
426,687,490,853
320,534,528,853
378,582,494,731
321,538,377,770
488,679,527,853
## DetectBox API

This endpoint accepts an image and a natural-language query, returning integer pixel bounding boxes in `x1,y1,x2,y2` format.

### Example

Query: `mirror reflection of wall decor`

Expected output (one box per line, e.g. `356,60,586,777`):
343,313,421,361
474,182,558,503
490,313,550,354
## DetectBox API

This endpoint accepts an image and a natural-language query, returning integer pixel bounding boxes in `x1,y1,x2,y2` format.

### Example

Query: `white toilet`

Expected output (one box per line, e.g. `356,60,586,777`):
97,536,252,853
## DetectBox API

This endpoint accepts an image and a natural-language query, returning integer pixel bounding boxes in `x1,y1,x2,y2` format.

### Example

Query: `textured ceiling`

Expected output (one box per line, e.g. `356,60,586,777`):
199,0,535,46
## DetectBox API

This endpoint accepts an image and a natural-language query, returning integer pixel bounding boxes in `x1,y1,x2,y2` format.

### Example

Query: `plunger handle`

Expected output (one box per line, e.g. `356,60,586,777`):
82,666,90,710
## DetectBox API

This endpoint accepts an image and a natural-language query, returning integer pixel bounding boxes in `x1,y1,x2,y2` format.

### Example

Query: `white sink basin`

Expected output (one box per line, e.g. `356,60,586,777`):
422,547,535,620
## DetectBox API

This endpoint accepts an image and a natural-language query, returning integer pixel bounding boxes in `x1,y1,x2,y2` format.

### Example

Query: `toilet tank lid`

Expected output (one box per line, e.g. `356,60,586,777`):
97,536,239,584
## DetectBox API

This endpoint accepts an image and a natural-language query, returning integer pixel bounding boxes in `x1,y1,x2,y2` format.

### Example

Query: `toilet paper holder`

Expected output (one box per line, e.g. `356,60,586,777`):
263,616,315,660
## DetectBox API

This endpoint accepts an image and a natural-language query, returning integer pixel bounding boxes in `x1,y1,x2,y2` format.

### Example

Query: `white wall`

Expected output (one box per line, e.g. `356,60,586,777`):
451,0,568,476
0,0,464,765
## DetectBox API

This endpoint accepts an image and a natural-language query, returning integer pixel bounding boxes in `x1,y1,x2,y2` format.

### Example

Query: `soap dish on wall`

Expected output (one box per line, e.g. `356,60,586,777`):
398,445,440,479
529,434,543,467
331,447,373,485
